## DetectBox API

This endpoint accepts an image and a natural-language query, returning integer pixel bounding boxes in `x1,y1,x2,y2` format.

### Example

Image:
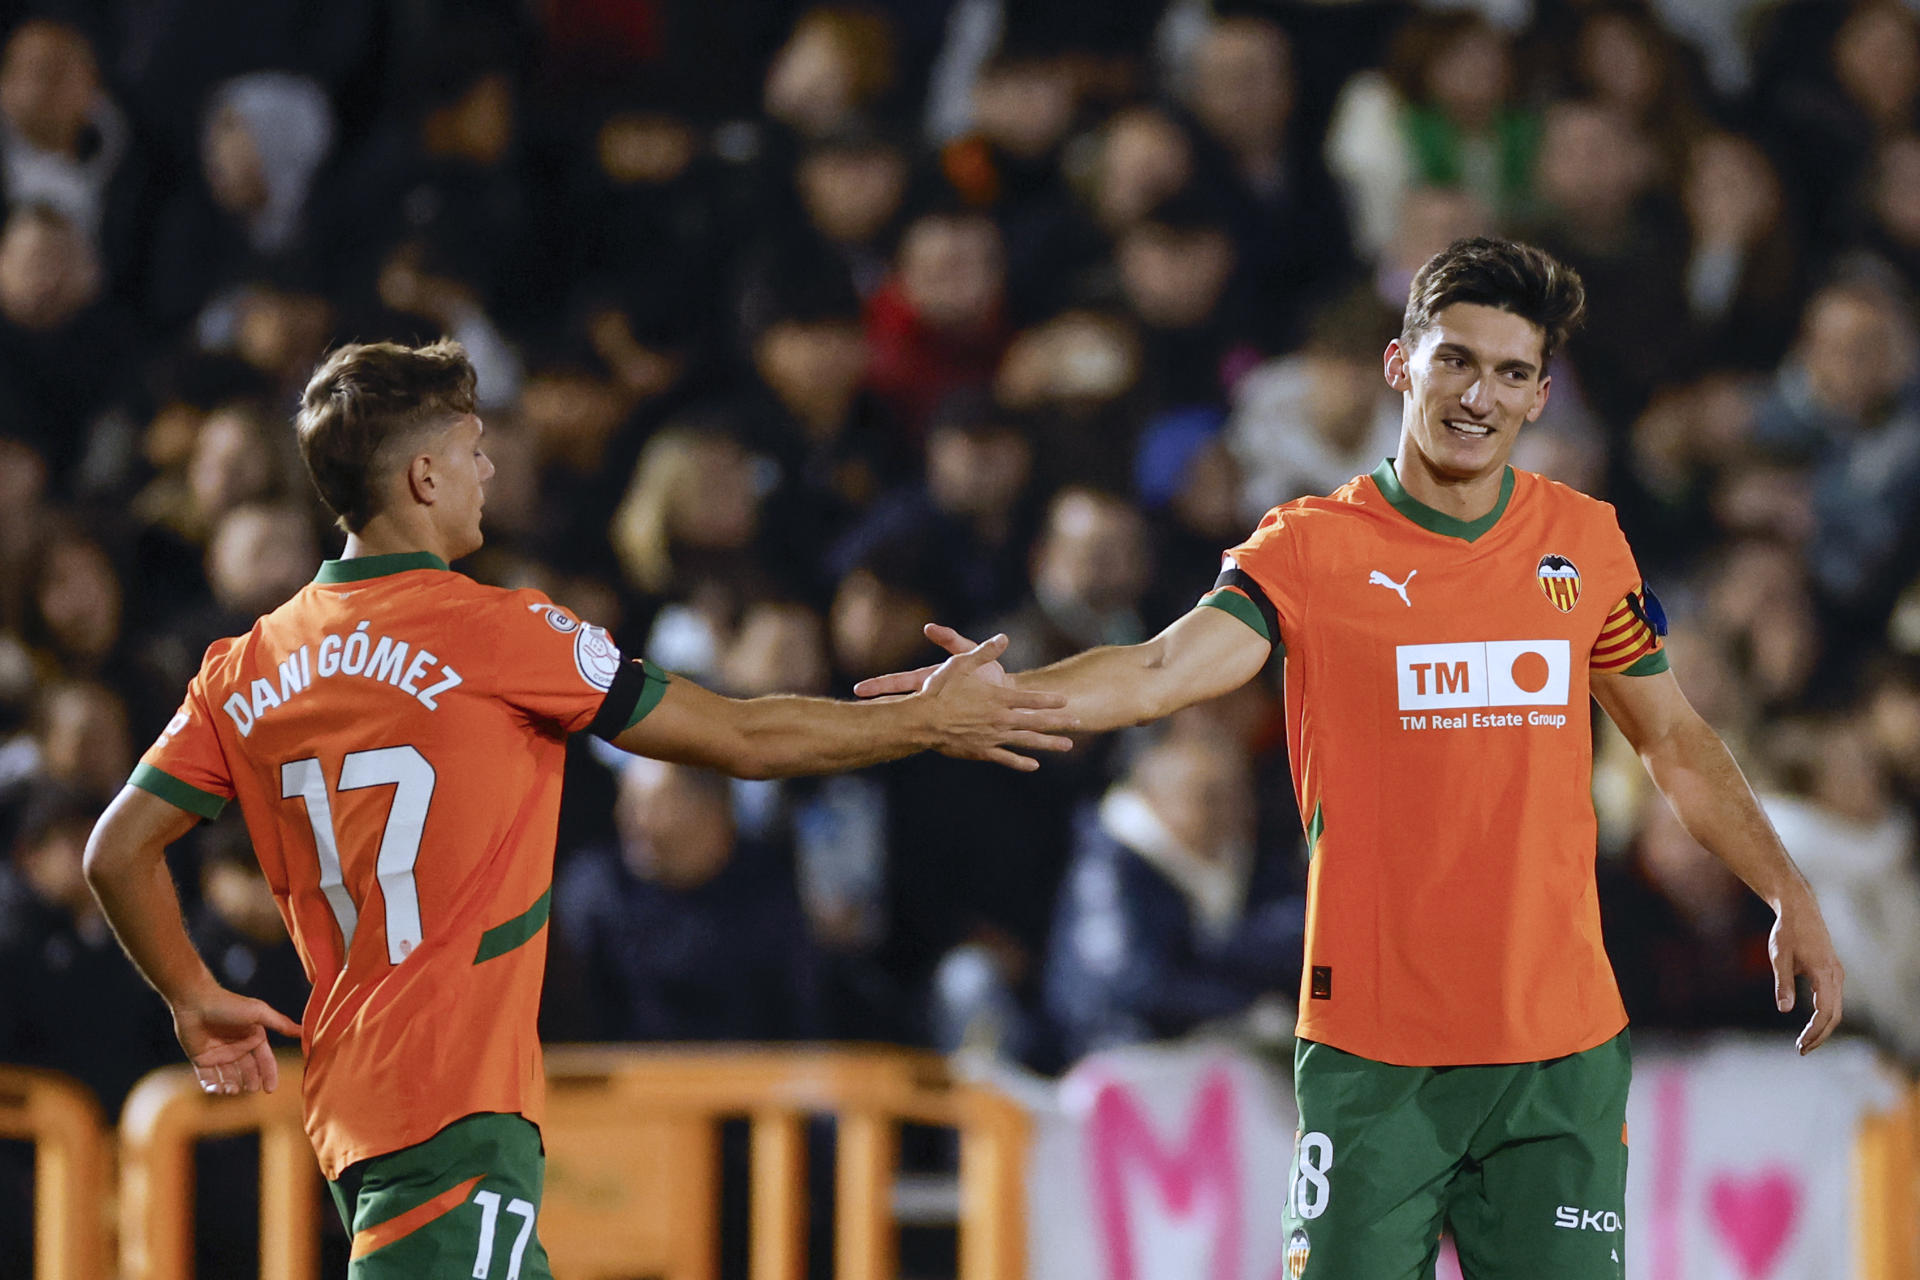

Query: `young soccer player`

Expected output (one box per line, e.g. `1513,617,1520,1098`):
83,339,1077,1278
858,238,1846,1278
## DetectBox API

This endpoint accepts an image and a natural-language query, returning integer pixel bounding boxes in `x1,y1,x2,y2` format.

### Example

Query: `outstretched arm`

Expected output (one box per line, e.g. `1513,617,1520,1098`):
855,605,1273,734
613,633,1078,777
1593,667,1844,1053
85,787,304,1093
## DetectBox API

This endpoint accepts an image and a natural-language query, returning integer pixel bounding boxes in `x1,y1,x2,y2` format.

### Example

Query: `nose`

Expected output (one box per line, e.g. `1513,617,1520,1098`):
1460,376,1494,416
479,452,496,482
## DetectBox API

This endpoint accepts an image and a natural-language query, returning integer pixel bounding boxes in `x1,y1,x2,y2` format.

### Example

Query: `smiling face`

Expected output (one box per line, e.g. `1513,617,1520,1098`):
1385,302,1551,488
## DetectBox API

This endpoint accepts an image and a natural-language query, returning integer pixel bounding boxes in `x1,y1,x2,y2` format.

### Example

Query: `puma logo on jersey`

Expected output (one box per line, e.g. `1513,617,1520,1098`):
1368,569,1416,606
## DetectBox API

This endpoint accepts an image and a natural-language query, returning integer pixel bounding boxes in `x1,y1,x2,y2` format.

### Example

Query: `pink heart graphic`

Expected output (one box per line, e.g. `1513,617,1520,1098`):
1707,1169,1800,1279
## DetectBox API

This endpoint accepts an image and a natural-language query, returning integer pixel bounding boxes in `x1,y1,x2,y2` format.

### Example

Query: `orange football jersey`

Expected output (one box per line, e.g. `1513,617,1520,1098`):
1203,461,1664,1066
133,552,667,1177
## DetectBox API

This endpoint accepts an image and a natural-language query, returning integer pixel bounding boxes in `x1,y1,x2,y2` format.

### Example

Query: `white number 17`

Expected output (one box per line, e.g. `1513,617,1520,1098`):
279,746,436,964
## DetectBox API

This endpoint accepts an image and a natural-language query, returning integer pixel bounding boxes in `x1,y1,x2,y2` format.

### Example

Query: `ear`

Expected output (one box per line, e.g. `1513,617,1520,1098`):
1525,373,1553,423
1384,338,1412,393
405,452,438,507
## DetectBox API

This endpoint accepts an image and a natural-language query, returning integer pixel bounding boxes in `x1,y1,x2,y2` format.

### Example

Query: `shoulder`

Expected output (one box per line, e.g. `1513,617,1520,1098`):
1239,474,1377,545
1516,469,1622,530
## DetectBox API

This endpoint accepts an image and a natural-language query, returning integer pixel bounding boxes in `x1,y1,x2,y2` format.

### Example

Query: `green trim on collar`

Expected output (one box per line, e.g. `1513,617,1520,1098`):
313,551,451,584
1370,458,1515,543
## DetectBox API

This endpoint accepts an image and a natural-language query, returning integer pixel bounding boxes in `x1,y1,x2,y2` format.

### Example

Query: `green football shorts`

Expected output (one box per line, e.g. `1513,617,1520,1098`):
328,1112,553,1280
1282,1030,1630,1280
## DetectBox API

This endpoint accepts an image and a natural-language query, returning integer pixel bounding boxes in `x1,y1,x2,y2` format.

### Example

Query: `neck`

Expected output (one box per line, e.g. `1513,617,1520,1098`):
343,512,455,563
1392,446,1506,522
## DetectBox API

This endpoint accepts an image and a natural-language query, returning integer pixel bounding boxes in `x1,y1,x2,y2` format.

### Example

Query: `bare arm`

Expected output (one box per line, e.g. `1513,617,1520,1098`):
614,633,1077,777
854,606,1274,734
1592,667,1845,1053
85,787,303,1093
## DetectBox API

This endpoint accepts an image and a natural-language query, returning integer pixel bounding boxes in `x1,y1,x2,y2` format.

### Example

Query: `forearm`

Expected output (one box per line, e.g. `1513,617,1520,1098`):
1641,716,1811,908
1010,643,1174,732
86,840,218,1008
732,693,937,779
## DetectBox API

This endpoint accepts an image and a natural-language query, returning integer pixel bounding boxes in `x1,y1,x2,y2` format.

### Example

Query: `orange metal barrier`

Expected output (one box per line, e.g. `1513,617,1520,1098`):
537,1045,1030,1280
112,1045,1028,1280
1859,1081,1920,1280
0,1067,111,1280
117,1054,318,1280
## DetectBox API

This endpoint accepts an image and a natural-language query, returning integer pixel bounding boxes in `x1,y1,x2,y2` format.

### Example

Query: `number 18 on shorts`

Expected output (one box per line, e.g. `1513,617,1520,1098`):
1282,1034,1631,1279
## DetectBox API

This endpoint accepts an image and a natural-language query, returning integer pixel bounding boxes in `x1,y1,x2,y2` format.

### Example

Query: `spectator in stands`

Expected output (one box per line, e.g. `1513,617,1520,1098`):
1750,270,1920,627
1326,11,1538,259
30,678,131,802
1761,714,1920,1060
1180,14,1357,348
555,757,822,1042
0,202,139,490
864,205,1009,438
0,18,148,293
994,308,1143,494
611,419,783,675
145,70,334,331
829,387,1039,631
0,782,175,1108
1556,3,1711,188
1117,190,1259,414
564,93,724,396
793,120,911,301
1764,0,1920,248
323,36,538,327
939,45,1086,322
990,486,1149,674
1522,97,1690,427
1678,130,1806,375
1600,793,1784,1032
764,7,897,144
1225,287,1403,516
735,252,907,555
1851,131,1920,300
1039,734,1304,1067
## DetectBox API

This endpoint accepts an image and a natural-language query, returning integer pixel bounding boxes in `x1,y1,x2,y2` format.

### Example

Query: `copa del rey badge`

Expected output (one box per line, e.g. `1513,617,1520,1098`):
1536,554,1581,613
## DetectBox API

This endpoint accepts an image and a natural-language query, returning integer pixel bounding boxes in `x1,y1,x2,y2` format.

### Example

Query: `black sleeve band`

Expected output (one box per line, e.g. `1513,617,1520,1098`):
589,658,654,740
1212,566,1280,647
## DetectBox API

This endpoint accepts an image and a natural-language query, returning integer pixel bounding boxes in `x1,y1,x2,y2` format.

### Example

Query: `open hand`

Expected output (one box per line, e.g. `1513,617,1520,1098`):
853,624,992,698
1770,889,1845,1054
173,986,303,1095
914,632,1075,771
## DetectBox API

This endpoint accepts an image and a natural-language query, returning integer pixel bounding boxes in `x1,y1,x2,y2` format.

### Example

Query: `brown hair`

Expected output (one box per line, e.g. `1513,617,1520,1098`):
293,339,476,532
1402,237,1587,363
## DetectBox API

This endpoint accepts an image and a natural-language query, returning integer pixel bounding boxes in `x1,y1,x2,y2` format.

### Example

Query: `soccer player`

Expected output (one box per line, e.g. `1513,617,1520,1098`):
858,238,1846,1278
82,340,1077,1278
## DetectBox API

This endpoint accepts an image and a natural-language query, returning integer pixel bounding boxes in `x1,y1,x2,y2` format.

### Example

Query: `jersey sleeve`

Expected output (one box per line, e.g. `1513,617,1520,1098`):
1590,583,1668,676
1197,506,1304,653
492,591,670,736
131,650,235,821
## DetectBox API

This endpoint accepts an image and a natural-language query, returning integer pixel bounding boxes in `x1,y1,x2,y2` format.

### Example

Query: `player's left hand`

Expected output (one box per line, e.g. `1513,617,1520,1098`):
173,986,304,1096
853,624,997,698
1769,887,1845,1055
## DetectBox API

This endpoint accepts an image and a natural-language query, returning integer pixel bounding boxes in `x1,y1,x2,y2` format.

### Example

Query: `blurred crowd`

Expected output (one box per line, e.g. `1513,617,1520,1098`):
3,0,1920,1168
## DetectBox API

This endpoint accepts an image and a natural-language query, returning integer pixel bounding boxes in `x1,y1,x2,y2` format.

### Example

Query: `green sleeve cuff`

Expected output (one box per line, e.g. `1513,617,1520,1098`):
1621,649,1670,677
625,665,671,730
129,762,228,820
1199,589,1283,653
